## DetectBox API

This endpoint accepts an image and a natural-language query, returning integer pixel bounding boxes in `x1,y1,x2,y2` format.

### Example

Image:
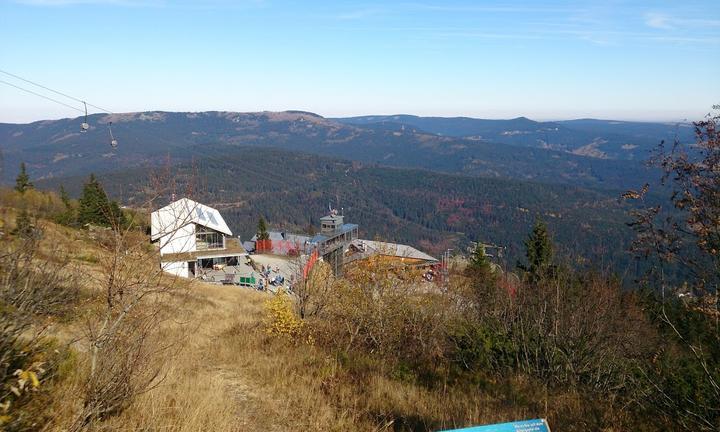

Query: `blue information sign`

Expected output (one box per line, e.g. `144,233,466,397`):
439,418,550,432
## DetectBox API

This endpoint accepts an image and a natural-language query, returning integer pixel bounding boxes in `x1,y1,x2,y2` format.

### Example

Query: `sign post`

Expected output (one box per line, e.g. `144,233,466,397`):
439,418,551,432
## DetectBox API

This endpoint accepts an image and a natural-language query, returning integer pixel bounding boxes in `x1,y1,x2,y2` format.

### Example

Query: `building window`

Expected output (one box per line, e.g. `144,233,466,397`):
196,225,224,250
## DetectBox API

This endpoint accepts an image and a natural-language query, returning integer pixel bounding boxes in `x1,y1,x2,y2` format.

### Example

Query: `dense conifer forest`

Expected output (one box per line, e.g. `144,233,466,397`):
40,146,644,273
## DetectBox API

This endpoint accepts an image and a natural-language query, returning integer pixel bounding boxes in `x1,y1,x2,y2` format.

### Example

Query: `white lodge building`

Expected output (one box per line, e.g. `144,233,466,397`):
150,198,245,278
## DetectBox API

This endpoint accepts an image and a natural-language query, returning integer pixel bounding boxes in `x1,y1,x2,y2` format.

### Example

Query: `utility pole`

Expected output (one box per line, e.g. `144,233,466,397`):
442,248,452,291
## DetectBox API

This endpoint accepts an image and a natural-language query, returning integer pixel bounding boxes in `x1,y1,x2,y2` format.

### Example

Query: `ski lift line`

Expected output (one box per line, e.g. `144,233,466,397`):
0,77,117,148
0,68,114,114
0,78,85,113
2,71,351,186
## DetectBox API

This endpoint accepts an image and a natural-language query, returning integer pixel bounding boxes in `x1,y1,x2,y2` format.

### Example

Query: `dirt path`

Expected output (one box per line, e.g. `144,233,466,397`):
100,282,276,431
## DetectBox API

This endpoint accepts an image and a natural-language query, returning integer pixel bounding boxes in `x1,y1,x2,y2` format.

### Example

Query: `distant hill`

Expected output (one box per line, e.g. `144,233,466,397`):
38,146,643,274
1,110,660,190
335,114,695,160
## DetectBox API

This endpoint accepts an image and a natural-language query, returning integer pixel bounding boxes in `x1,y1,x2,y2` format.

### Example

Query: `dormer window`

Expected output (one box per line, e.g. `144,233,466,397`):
196,225,225,250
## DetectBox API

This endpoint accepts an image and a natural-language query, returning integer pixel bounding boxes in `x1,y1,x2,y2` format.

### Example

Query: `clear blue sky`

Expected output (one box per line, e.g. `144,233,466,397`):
0,0,718,123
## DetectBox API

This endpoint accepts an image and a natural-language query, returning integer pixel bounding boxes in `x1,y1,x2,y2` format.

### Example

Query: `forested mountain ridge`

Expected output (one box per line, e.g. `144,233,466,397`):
39,146,640,274
336,114,695,160
1,110,661,190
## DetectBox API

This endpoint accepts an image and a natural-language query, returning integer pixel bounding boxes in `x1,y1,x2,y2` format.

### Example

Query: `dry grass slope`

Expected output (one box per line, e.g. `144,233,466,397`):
36,241,531,431
4,188,658,431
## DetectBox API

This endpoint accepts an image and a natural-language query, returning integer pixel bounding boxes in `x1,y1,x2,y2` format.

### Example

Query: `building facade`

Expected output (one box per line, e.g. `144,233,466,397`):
150,198,246,278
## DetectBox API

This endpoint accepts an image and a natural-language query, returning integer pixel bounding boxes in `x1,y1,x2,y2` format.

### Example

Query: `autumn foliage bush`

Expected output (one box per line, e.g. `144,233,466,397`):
264,289,304,339
306,257,451,376
286,238,672,430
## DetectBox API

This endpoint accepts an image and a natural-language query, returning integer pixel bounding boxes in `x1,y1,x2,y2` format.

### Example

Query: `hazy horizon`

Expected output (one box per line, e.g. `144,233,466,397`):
0,108,707,125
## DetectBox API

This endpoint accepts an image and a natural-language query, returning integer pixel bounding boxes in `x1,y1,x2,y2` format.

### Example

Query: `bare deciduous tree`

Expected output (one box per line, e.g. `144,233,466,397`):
71,167,201,429
624,106,720,431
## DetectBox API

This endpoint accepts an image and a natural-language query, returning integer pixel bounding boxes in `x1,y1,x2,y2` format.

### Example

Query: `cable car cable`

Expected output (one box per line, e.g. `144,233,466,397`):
0,78,85,113
0,71,119,147
0,68,114,114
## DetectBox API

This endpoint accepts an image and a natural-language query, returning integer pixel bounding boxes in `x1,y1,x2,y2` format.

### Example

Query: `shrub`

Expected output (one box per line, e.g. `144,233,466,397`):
0,231,80,431
310,259,451,378
0,336,73,431
448,319,516,374
264,290,303,339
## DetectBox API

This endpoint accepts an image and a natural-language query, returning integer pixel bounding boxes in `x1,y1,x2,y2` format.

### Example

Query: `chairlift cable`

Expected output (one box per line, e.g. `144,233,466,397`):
1,70,358,178
0,68,114,114
0,70,119,146
0,78,85,113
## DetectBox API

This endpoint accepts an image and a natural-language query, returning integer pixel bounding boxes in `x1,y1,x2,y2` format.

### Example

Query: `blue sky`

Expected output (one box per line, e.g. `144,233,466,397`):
0,0,718,122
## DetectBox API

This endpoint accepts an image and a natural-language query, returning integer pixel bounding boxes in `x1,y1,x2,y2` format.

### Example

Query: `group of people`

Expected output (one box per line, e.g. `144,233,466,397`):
256,264,284,292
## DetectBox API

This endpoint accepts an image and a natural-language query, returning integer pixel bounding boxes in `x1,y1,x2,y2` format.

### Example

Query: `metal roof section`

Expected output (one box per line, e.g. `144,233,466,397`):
250,231,311,243
341,223,359,232
348,239,438,263
284,233,311,244
151,197,232,241
309,234,328,244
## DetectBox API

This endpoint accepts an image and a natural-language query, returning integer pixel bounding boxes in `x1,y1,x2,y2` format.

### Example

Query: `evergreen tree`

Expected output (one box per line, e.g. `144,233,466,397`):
14,162,33,194
467,242,493,275
55,185,77,226
464,241,499,310
257,216,270,240
59,185,71,208
109,200,127,228
12,208,34,238
78,174,122,227
519,219,554,283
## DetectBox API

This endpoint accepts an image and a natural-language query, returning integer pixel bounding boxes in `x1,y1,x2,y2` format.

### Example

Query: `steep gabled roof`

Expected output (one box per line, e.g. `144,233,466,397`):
151,197,232,241
250,231,285,242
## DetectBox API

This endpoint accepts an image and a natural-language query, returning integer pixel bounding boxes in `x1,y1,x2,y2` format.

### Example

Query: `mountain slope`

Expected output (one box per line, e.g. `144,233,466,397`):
1,111,655,190
336,114,694,160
